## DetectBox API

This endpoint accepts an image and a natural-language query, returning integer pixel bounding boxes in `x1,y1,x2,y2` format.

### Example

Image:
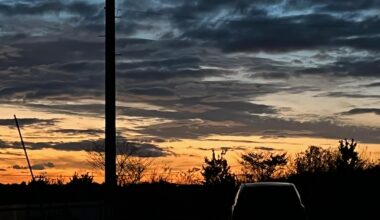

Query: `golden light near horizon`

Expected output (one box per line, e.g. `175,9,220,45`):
1,119,379,184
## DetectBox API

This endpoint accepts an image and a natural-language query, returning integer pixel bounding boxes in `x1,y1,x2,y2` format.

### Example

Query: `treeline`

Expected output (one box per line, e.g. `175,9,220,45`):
12,138,380,186
0,139,379,220
201,139,380,186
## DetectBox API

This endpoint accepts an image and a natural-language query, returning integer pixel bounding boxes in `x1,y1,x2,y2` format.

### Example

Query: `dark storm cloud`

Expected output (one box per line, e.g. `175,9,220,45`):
137,115,380,143
12,165,27,170
116,142,172,157
0,118,59,127
0,42,104,101
254,146,280,152
169,0,380,25
2,137,170,157
121,68,228,81
0,139,9,147
51,129,104,136
27,140,98,151
300,58,380,78
137,81,286,102
253,72,290,79
194,146,247,152
316,92,380,99
53,61,104,73
118,57,201,70
115,45,231,81
0,1,101,18
0,151,23,157
1,1,323,103
7,78,286,117
311,0,380,12
7,39,103,67
209,102,277,114
168,0,251,24
365,82,380,87
0,79,103,100
0,37,235,101
12,162,55,171
118,98,277,122
202,139,260,144
15,103,105,116
117,0,380,57
183,12,380,52
127,137,168,143
0,140,18,150
131,1,380,53
341,108,380,116
128,88,175,97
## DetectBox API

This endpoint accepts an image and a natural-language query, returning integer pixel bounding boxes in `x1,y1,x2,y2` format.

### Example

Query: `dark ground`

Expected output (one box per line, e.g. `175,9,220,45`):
0,170,379,220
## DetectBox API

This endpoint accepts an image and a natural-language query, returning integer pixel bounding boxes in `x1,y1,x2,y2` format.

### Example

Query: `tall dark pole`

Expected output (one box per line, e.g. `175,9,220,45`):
105,0,116,187
14,115,35,182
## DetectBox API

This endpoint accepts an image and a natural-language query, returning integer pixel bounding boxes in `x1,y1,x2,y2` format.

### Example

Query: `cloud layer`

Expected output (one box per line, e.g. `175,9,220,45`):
0,0,379,150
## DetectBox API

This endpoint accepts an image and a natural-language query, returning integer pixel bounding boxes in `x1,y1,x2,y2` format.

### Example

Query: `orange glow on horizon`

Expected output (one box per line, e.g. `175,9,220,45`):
0,105,379,184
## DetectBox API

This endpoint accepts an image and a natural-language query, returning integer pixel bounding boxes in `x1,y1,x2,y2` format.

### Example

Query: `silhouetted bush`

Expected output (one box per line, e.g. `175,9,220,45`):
337,139,362,172
28,174,51,187
87,141,152,185
201,149,235,186
239,151,287,182
52,175,66,185
178,168,202,184
67,172,94,186
149,165,173,184
294,146,337,174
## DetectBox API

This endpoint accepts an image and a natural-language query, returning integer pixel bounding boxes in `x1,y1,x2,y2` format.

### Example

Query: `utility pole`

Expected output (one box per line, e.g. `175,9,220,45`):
105,0,116,187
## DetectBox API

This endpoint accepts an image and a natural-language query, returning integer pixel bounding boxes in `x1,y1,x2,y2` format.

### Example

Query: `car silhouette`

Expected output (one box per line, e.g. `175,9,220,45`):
231,182,307,220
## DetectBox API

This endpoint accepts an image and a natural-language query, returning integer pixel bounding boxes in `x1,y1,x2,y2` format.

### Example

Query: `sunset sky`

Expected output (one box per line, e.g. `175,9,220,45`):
0,0,379,183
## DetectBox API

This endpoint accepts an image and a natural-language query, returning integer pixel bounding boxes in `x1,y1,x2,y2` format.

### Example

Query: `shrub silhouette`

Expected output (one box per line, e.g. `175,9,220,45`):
28,174,51,187
67,172,94,186
149,165,173,184
87,141,152,185
201,149,235,186
337,139,361,172
294,146,337,174
240,151,287,182
179,167,201,184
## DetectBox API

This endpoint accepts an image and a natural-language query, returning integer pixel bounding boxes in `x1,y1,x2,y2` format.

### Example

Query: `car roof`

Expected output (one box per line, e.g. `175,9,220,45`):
235,182,303,207
241,182,295,188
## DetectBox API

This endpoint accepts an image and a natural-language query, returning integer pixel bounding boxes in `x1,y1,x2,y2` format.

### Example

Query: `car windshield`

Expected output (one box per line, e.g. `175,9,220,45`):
237,185,302,209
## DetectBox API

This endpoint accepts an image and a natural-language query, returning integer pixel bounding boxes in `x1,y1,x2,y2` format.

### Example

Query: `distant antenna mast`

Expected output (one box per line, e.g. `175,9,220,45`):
14,115,35,182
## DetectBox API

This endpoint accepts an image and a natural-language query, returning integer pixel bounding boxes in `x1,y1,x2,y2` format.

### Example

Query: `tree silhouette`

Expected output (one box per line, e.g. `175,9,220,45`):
68,172,94,186
337,139,361,172
87,141,152,185
201,149,235,186
179,168,201,184
149,165,173,184
28,174,50,187
240,151,287,182
294,146,337,174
